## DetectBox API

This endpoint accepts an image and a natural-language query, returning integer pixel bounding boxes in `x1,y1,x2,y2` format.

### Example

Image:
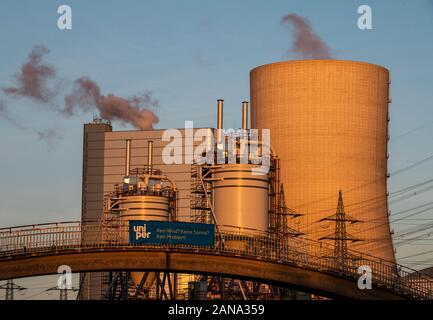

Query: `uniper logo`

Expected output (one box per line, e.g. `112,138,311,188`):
134,224,152,240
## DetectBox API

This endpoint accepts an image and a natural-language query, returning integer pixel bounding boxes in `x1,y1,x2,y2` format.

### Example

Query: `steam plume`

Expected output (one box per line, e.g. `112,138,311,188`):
282,13,332,59
2,45,160,131
0,100,61,145
36,128,62,146
0,100,7,115
64,77,159,129
2,45,57,102
0,100,26,130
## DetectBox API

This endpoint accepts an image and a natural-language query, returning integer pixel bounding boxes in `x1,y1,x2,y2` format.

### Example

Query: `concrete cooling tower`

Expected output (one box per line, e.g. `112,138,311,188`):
250,60,395,262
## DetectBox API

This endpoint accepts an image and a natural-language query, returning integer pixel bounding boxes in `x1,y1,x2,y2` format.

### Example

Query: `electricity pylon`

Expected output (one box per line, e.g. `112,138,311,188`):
0,279,26,300
319,190,362,271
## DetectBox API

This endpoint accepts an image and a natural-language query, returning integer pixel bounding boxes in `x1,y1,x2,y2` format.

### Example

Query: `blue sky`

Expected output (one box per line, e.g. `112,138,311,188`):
0,0,433,297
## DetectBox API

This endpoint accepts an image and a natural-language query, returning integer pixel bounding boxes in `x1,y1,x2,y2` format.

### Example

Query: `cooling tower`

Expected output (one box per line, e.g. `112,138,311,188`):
250,60,395,262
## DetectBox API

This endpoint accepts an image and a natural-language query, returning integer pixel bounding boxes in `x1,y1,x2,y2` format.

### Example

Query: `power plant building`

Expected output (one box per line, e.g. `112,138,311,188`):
80,59,396,299
81,123,213,299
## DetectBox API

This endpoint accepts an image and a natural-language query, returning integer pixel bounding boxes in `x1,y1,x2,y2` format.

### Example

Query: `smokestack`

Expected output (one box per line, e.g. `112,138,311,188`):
147,140,153,172
217,99,224,145
217,99,224,130
125,139,131,176
242,101,248,130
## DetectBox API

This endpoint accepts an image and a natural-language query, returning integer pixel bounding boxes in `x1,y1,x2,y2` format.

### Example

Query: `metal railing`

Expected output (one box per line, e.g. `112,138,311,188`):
0,221,432,300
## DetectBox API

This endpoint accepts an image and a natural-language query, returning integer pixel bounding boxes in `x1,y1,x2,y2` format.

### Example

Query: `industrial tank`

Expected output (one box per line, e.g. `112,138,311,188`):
250,60,395,262
118,195,169,222
106,140,177,293
213,163,269,233
117,187,171,289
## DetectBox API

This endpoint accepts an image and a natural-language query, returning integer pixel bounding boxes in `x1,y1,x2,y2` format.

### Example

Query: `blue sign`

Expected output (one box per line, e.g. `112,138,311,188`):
129,221,215,246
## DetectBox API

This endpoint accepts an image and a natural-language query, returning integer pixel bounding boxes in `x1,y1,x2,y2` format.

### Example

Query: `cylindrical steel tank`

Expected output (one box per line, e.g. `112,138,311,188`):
118,193,170,290
213,163,269,233
250,60,395,262
118,195,169,222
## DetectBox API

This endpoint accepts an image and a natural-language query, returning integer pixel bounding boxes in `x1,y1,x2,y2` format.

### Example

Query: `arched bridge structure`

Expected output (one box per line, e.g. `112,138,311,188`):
0,222,432,300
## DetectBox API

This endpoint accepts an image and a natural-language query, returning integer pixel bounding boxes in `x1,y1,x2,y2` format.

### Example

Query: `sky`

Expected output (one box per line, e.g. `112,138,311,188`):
0,0,433,299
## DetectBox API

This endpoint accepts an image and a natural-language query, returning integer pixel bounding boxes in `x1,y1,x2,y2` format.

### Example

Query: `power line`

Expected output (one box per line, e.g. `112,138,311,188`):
390,205,433,223
303,182,433,259
390,201,433,217
394,233,433,247
390,119,433,142
390,177,433,196
390,155,433,176
392,218,433,221
22,289,49,301
298,175,433,223
398,248,433,260
290,151,433,214
46,286,78,300
305,179,433,237
393,223,433,226
390,185,433,205
394,222,433,238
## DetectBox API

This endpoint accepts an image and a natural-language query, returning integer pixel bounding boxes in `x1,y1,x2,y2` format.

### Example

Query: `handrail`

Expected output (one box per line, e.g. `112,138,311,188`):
0,221,81,232
0,221,432,300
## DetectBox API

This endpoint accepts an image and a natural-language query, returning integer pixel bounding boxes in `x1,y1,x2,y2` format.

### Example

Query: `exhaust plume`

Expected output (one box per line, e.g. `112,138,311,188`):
36,128,62,146
0,100,8,116
0,100,61,145
2,45,160,133
282,13,332,59
64,77,159,129
2,45,57,102
0,100,26,130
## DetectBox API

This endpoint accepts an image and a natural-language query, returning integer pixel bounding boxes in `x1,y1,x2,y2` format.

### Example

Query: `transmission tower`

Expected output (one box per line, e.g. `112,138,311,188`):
0,279,26,300
319,190,362,271
276,184,303,236
46,273,78,300
46,286,78,300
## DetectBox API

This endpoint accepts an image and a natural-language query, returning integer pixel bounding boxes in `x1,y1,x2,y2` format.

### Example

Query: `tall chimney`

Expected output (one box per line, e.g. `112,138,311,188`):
217,99,224,130
242,101,248,130
147,140,153,172
217,99,224,145
125,139,131,176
